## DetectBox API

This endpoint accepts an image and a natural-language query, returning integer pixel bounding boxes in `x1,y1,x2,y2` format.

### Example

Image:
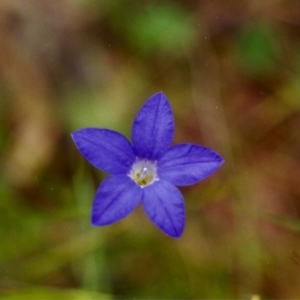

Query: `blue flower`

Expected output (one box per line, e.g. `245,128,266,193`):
71,92,224,238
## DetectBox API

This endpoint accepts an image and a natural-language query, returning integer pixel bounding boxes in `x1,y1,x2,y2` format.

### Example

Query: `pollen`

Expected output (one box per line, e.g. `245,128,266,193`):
129,159,158,187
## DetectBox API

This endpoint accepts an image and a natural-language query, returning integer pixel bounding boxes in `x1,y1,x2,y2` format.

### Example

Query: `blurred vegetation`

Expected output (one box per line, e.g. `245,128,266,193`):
1,0,300,299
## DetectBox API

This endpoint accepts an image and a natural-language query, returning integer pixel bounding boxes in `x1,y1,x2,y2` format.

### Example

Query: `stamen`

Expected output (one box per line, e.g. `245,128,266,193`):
140,167,147,180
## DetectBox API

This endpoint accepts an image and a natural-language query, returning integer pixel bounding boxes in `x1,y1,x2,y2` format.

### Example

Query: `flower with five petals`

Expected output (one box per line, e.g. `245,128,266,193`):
71,92,224,238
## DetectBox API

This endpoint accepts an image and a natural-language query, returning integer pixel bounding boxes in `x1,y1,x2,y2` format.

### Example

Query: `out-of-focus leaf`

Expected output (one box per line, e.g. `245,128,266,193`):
265,213,300,233
235,23,279,78
72,163,109,292
127,3,197,55
0,287,111,300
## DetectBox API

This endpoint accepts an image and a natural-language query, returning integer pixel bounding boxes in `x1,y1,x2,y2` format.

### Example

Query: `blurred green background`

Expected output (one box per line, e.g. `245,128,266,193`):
1,0,300,299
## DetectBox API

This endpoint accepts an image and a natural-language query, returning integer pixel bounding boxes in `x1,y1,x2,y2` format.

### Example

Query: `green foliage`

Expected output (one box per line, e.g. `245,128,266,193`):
266,213,300,233
235,23,279,78
107,1,196,55
0,287,111,300
127,4,196,54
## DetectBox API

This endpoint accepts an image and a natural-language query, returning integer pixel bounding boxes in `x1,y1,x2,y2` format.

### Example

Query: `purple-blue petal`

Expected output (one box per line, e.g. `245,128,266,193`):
158,144,224,186
91,175,143,226
132,92,174,160
142,180,185,238
71,128,135,174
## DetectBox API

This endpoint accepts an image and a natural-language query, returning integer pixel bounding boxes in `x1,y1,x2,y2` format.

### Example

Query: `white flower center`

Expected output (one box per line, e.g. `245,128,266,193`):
128,159,158,187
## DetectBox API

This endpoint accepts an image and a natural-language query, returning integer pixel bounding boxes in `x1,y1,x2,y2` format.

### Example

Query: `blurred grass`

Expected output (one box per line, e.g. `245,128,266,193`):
1,0,300,299
0,287,111,300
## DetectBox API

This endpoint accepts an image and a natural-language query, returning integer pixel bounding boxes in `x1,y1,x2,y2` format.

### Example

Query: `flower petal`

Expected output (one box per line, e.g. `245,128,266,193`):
142,180,185,238
158,143,224,186
132,92,174,160
91,175,143,226
72,128,135,174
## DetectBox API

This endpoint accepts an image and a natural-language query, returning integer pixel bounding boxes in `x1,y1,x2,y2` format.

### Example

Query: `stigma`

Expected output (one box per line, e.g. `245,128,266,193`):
128,158,158,187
